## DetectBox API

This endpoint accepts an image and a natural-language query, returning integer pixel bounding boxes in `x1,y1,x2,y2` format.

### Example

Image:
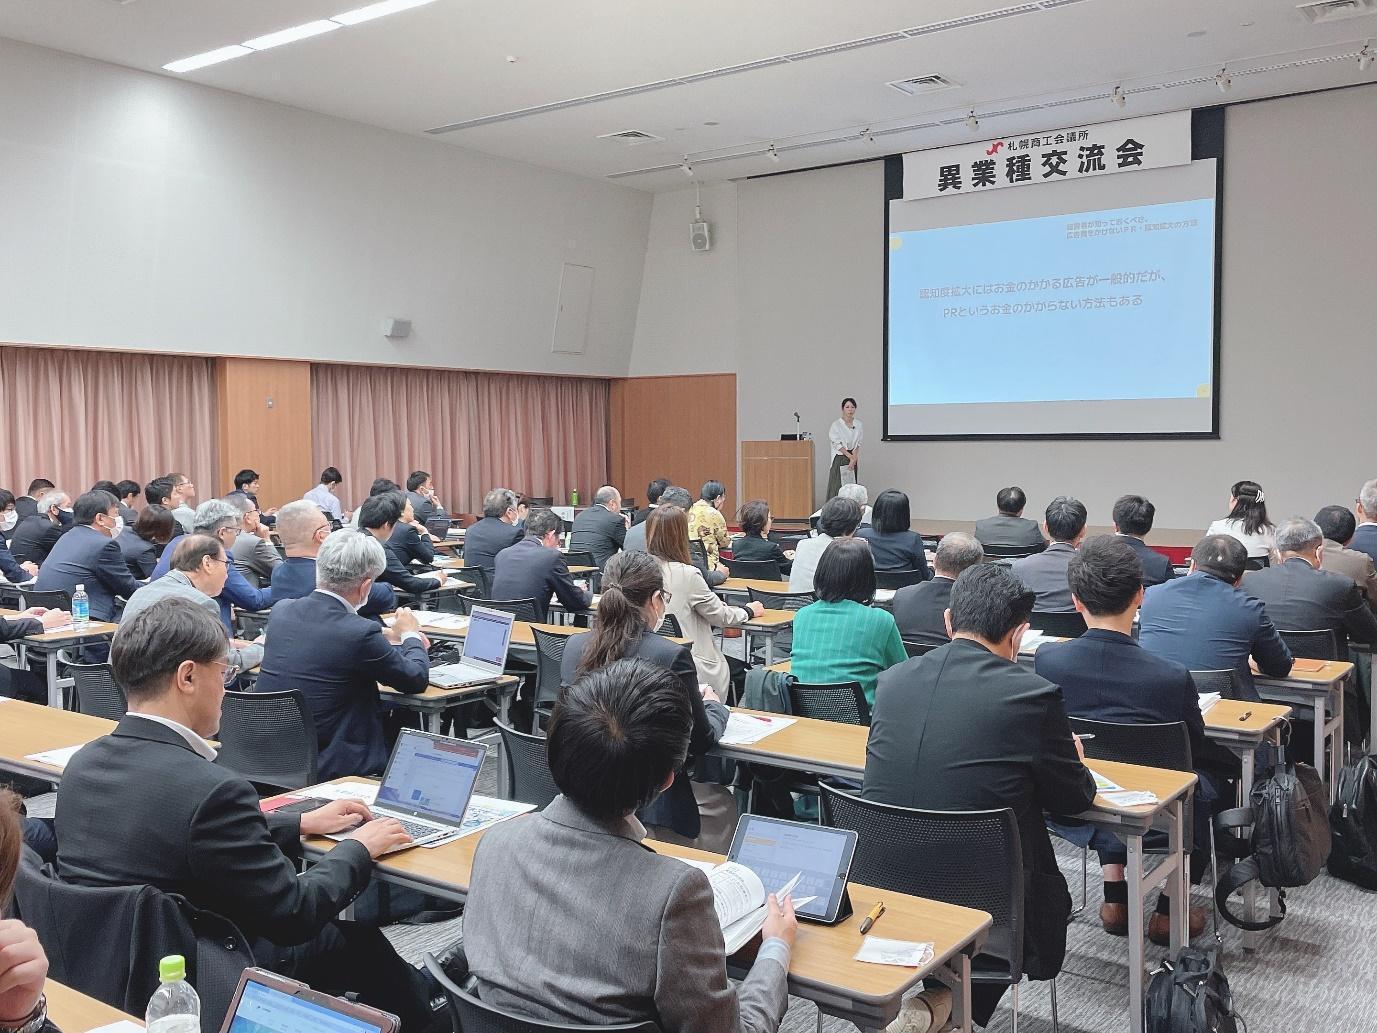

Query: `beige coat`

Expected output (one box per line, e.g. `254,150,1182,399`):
658,559,749,694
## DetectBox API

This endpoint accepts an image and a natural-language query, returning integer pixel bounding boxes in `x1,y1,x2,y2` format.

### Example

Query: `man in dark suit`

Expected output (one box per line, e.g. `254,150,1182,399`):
358,492,452,601
1034,535,1209,942
492,509,592,623
865,564,1095,1026
256,529,431,779
54,598,433,1028
1139,535,1293,701
1112,494,1177,587
570,485,627,570
10,491,68,567
150,498,276,632
891,531,983,646
1350,480,1377,567
0,533,38,584
405,470,444,527
2,606,68,700
13,479,53,522
1243,517,1377,653
463,488,525,575
35,490,142,621
973,486,1046,553
270,500,394,617
1011,495,1087,611
1316,505,1377,605
631,478,670,526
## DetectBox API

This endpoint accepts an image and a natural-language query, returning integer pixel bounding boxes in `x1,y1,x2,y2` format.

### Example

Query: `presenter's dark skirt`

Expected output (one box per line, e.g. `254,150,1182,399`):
826,453,854,499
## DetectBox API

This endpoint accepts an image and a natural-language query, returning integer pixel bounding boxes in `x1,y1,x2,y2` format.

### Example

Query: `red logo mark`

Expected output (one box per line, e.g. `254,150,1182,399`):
985,141,1005,156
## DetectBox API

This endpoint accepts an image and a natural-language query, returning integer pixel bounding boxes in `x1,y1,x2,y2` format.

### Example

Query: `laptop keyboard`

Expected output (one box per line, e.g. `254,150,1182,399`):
377,815,443,840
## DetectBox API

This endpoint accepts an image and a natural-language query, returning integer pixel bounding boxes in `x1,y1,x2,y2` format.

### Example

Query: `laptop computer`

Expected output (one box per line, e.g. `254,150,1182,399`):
428,604,513,687
221,968,399,1033
327,729,487,849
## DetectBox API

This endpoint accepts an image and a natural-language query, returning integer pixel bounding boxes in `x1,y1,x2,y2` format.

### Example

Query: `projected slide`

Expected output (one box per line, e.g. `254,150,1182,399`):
885,163,1217,438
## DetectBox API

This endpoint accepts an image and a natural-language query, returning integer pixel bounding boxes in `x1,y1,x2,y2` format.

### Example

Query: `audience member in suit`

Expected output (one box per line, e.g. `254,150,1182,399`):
229,495,283,587
561,551,728,847
36,490,142,621
271,500,394,617
13,480,52,522
55,598,435,1028
864,564,1096,1026
1242,517,1377,653
856,489,931,575
1205,479,1275,561
0,492,39,584
789,496,862,594
892,532,984,646
226,468,278,527
122,535,263,672
688,481,732,576
114,479,142,526
1033,535,1210,943
1011,495,1087,611
462,658,796,1033
1348,479,1377,568
631,477,670,526
256,530,430,779
151,499,275,632
1112,494,1177,587
492,508,592,623
731,500,794,577
973,486,1047,552
385,500,436,567
0,488,16,546
1315,505,1377,605
404,470,444,527
357,492,451,600
304,466,348,523
570,485,628,569
10,491,68,566
143,475,175,511
1,606,68,701
0,785,60,1031
1138,535,1293,700
458,488,525,575
166,472,197,535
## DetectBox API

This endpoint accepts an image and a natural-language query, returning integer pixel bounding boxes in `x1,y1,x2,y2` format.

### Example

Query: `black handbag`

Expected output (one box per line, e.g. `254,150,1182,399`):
1328,751,1377,889
1144,948,1240,1033
1214,743,1330,930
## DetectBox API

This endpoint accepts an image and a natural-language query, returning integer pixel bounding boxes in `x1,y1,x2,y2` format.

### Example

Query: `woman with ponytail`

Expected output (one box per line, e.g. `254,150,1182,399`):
1207,479,1276,561
560,551,729,846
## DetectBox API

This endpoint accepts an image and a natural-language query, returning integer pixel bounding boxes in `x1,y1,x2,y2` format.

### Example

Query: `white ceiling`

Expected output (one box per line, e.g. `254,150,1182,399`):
2,0,1375,191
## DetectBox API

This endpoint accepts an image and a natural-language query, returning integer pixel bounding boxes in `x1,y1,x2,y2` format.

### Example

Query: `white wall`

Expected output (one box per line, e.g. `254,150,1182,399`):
0,39,652,376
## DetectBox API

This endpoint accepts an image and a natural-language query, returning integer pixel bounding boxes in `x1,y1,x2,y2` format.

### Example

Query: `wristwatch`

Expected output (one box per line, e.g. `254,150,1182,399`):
0,995,47,1033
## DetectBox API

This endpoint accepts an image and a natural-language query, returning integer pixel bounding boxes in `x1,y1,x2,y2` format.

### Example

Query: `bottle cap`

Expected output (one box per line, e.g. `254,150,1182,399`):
159,955,186,982
75,584,85,592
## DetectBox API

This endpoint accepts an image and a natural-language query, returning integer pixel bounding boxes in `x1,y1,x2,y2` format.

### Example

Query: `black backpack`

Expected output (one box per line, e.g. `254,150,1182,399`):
1328,752,1377,889
1144,948,1239,1033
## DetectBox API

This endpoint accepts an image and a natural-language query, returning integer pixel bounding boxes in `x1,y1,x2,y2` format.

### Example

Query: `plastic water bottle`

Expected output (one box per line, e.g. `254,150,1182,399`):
570,489,580,506
145,955,200,1033
71,584,89,627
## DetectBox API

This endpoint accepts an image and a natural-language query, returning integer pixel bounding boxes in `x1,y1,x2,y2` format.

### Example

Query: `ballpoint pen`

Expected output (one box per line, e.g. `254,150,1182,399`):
859,901,886,934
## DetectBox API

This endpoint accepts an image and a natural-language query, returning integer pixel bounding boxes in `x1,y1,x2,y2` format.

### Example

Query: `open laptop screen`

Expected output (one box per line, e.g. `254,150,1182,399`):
228,974,384,1033
375,730,485,823
462,606,514,670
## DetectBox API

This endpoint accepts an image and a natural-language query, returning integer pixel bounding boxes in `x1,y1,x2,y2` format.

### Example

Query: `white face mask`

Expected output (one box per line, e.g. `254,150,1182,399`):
110,515,124,538
0,511,15,532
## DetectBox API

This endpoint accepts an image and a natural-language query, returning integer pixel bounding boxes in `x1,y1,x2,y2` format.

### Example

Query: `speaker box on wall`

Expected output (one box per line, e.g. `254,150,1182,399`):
690,221,712,252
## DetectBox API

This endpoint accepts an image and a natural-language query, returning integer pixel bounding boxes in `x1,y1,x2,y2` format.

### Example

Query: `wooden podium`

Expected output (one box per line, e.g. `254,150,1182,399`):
741,440,814,520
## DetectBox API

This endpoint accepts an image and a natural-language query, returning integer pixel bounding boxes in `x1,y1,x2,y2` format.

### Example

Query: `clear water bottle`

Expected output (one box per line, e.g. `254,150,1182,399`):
71,584,89,627
145,955,200,1033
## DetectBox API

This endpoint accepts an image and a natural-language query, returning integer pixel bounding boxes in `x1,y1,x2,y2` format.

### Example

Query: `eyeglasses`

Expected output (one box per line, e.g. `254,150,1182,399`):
213,556,232,567
206,657,241,683
660,589,674,604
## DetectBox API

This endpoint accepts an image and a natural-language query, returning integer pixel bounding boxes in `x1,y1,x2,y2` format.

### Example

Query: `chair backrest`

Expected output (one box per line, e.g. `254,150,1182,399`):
423,955,659,1033
1278,627,1341,661
981,542,1043,558
747,587,814,612
875,568,926,590
494,718,561,810
725,558,782,581
688,540,709,569
459,596,540,624
0,584,24,610
526,496,555,506
21,589,71,611
462,564,492,598
1028,609,1087,638
902,638,941,658
1190,668,1246,700
788,681,870,726
66,657,127,720
819,784,1023,980
213,689,319,790
1067,717,1193,772
1244,555,1270,571
563,549,596,570
234,609,270,641
655,612,684,638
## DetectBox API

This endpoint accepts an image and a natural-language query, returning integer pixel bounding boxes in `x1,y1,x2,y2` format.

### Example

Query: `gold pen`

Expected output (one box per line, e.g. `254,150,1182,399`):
859,900,886,934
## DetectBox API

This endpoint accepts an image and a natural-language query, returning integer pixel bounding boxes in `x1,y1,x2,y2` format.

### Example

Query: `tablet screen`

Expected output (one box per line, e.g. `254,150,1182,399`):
729,815,855,921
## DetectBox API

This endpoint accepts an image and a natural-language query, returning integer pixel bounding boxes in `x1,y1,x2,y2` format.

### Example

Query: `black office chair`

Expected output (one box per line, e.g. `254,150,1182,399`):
875,568,926,590
459,596,541,624
1028,610,1087,638
526,496,555,506
746,588,814,612
1278,628,1341,661
21,589,71,611
723,558,782,581
655,612,684,638
982,543,1044,559
213,689,319,791
56,650,126,720
563,549,596,570
234,610,270,641
494,718,560,810
1190,668,1246,701
902,639,941,658
0,584,24,610
1244,555,1270,571
788,681,870,726
688,540,710,573
424,955,659,1033
818,786,1049,1031
531,627,568,731
460,565,492,598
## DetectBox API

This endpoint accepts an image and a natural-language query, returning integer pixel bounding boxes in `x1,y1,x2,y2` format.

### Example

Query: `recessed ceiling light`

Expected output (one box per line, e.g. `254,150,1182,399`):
163,44,252,73
330,0,440,27
703,121,720,126
1187,29,1207,37
243,20,340,51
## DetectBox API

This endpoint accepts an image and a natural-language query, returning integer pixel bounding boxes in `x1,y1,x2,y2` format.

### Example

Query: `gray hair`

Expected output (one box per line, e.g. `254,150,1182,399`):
192,498,242,535
838,483,868,507
593,485,620,507
659,487,692,511
1274,517,1323,555
275,499,325,548
35,490,68,515
483,488,517,519
934,532,984,577
316,529,386,593
220,494,253,515
1361,480,1377,520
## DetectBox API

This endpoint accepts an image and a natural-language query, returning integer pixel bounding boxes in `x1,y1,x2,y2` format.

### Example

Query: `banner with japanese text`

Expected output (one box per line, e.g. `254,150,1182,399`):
901,110,1192,201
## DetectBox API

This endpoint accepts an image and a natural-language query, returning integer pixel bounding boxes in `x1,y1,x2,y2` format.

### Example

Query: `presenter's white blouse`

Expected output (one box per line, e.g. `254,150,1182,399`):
829,417,863,457
1206,517,1275,559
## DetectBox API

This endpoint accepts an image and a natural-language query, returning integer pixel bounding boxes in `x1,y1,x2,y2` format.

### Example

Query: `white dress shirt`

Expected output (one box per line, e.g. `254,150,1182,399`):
304,484,344,521
828,417,863,457
126,712,218,761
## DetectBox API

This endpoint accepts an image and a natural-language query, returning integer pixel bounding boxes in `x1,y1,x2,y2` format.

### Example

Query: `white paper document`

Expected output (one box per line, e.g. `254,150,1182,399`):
1092,770,1158,807
721,712,795,746
854,936,935,968
1017,630,1056,654
706,863,814,953
873,589,896,603
24,744,83,770
386,612,470,631
1198,692,1221,713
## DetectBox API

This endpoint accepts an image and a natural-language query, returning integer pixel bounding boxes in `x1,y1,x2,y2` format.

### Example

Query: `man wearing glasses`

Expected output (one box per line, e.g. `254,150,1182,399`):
167,472,198,534
229,496,284,588
122,534,263,674
269,500,395,618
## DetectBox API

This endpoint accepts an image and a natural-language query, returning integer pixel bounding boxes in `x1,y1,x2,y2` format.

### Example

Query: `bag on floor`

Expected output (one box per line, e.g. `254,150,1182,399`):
1144,948,1239,1033
1328,751,1377,889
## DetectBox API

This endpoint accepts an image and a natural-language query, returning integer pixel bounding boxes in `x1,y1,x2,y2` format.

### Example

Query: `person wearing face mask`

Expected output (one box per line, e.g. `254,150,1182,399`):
8,491,69,567
148,499,275,633
270,500,394,618
404,469,444,528
0,491,40,585
34,490,143,622
0,489,19,544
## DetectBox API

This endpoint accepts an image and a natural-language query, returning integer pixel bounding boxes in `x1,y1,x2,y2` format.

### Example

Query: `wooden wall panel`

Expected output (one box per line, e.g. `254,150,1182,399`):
610,374,737,515
215,358,313,510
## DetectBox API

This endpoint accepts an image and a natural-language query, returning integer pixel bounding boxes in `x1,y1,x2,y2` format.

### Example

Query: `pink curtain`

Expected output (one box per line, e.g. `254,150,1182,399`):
311,364,610,514
0,345,217,502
